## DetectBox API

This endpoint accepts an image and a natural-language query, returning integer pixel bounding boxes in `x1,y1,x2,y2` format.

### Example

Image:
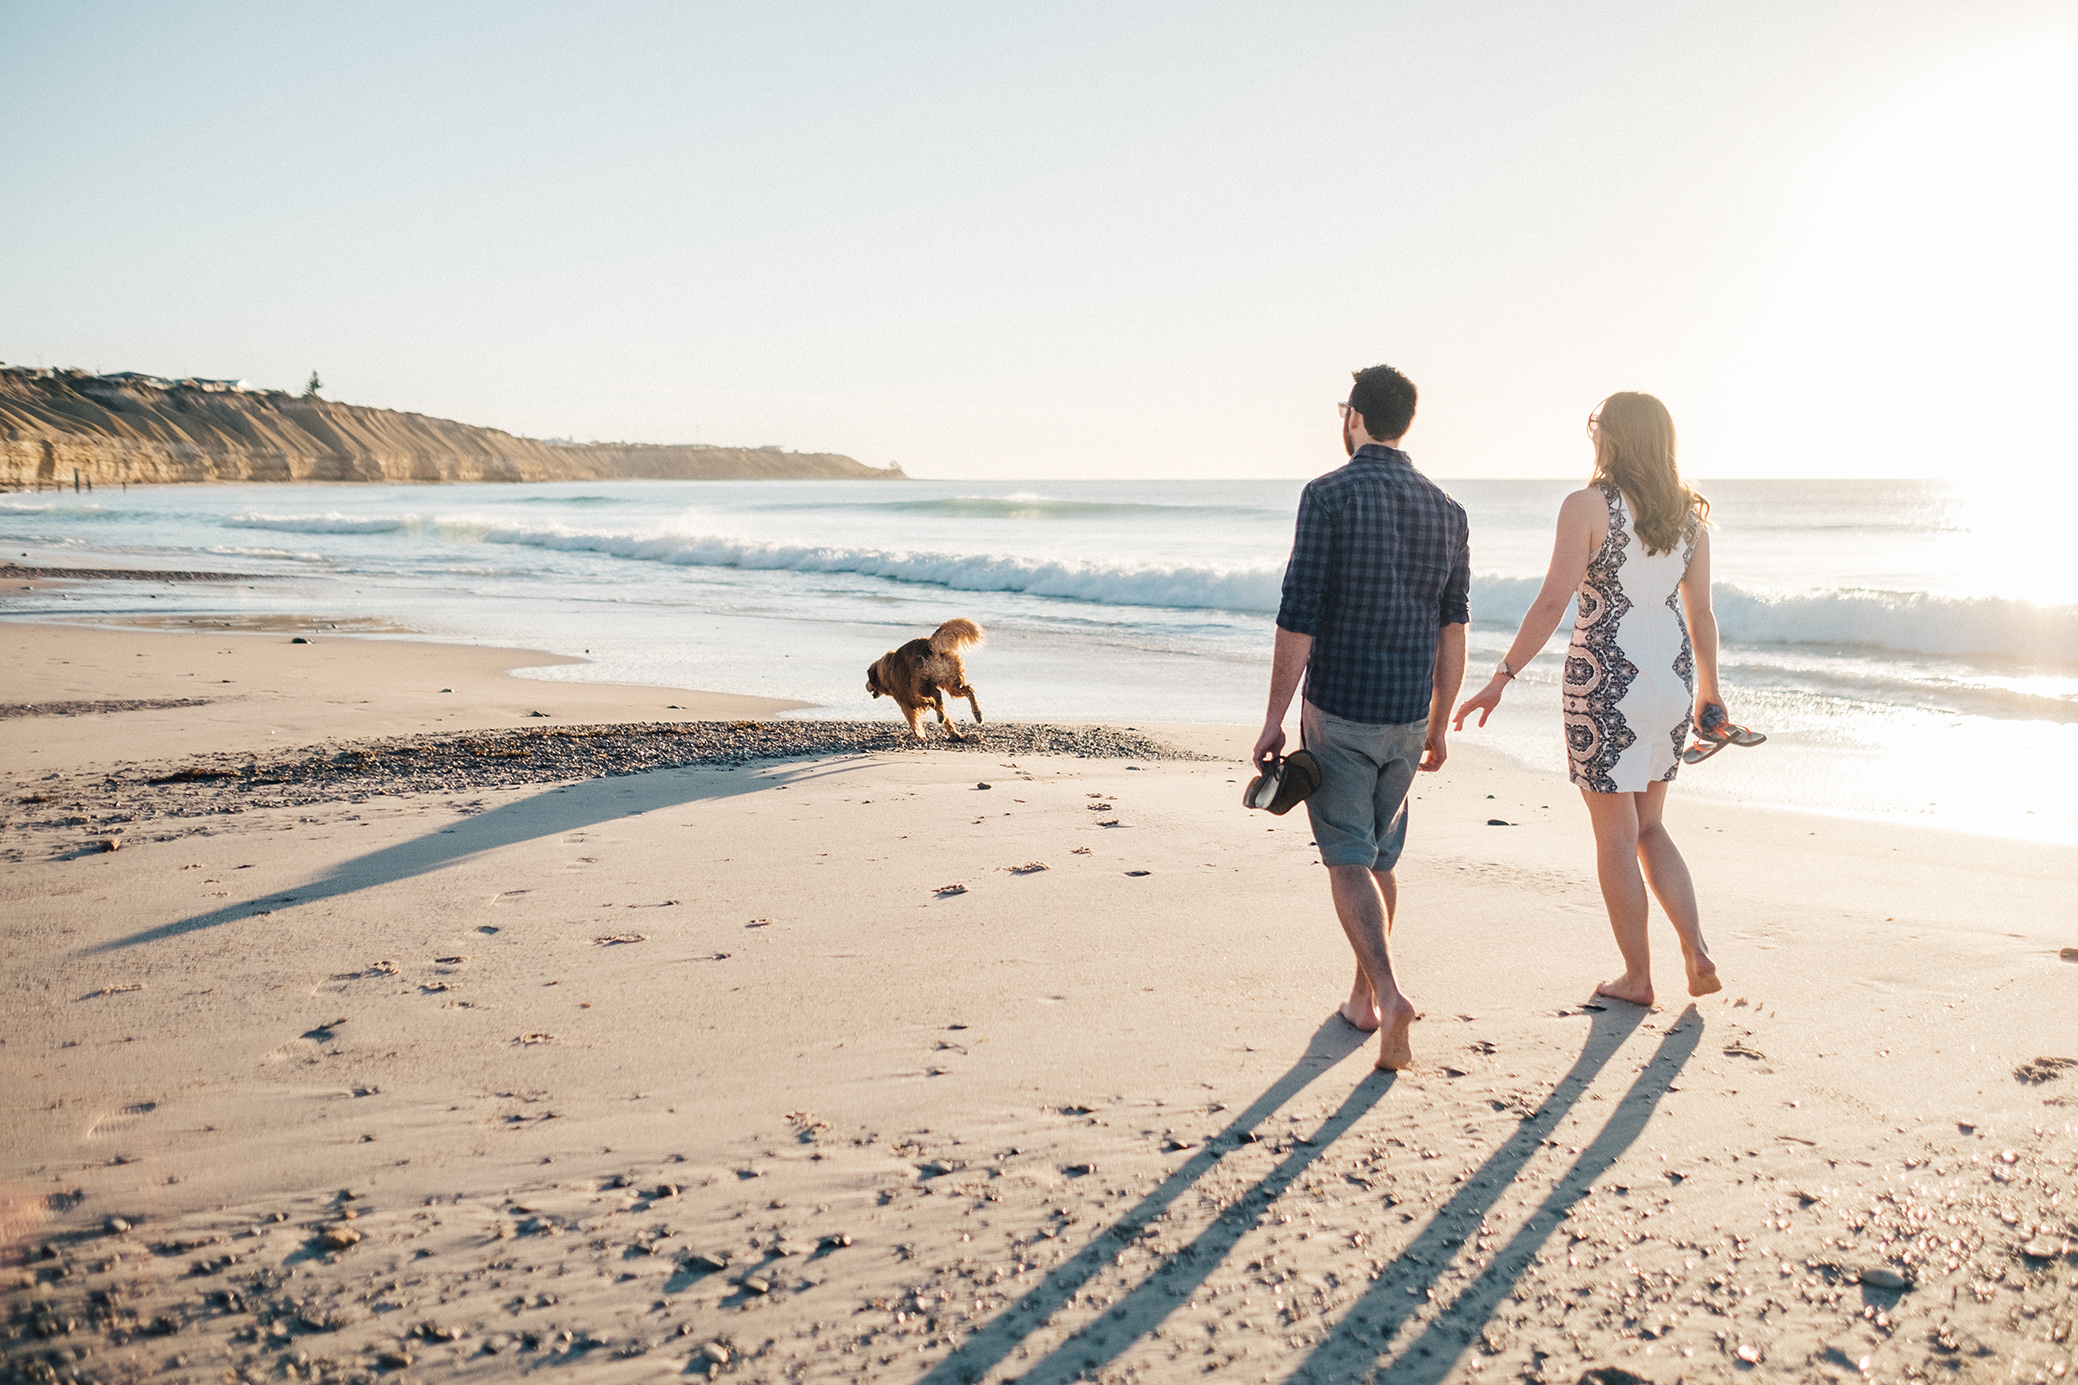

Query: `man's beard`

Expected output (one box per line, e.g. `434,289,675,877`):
1343,418,1358,457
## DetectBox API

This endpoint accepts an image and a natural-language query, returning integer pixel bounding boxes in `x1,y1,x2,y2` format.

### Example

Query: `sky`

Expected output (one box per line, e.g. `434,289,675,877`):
3,1,2075,481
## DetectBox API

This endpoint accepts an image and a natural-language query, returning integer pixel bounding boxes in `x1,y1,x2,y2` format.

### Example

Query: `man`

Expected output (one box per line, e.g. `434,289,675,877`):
1254,364,1470,1071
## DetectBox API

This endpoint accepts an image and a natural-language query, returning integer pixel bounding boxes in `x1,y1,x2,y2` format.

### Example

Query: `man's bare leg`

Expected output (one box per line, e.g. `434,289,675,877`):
1338,867,1399,1030
1582,789,1654,1006
1634,783,1721,996
1328,864,1414,1068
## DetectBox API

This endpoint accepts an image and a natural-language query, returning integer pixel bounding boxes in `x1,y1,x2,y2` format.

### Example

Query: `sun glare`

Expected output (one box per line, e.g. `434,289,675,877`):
1765,37,2078,484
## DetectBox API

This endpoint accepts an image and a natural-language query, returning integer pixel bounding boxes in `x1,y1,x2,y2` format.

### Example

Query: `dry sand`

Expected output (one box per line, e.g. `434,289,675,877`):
3,623,2074,1385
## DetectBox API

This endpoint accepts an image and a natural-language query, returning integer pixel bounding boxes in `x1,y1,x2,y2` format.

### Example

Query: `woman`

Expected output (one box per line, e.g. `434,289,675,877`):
1454,392,1724,1004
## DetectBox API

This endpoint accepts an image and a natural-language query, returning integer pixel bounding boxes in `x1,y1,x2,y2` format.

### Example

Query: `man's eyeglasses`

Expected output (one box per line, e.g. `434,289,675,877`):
1337,402,1355,420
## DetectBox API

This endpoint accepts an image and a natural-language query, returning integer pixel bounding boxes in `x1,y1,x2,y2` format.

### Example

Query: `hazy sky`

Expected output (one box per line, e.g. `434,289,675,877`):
4,2,2074,480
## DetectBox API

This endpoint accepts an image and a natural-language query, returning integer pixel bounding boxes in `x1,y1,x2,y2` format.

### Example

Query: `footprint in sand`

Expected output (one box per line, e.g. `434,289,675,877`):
83,1101,159,1140
263,1019,347,1065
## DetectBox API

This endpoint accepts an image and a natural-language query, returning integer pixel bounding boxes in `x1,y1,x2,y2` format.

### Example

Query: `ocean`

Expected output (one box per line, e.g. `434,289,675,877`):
5,477,2074,841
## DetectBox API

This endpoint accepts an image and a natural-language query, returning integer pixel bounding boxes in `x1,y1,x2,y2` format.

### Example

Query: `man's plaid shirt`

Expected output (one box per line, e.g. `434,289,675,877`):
1275,445,1471,726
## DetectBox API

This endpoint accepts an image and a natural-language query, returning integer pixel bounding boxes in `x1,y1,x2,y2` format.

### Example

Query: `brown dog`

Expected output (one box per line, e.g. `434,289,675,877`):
866,618,985,740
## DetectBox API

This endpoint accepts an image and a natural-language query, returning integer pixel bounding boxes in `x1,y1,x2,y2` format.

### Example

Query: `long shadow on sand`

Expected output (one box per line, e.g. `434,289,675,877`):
1287,1005,1703,1383
937,1005,1690,1385
912,1017,1372,1385
78,759,866,955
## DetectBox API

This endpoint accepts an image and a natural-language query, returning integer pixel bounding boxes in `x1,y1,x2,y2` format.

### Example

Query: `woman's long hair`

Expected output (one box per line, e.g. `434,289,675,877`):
1590,392,1708,555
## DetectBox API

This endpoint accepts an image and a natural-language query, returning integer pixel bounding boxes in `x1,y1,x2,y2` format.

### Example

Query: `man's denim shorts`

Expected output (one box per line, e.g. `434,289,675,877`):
1301,700,1427,871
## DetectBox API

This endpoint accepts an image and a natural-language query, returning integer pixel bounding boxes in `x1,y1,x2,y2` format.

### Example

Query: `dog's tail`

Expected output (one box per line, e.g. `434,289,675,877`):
930,617,985,654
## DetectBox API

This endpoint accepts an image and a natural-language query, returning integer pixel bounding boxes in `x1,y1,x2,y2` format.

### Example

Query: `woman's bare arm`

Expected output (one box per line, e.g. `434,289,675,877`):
1453,488,1602,729
1678,525,1721,718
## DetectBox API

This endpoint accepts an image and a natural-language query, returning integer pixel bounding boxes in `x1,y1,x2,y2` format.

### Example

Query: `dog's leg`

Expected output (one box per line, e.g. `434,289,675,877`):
957,684,983,725
900,703,925,741
933,691,963,741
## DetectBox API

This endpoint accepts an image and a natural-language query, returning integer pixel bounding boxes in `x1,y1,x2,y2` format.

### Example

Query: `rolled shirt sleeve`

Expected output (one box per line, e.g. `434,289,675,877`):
1275,486,1332,635
1438,518,1470,626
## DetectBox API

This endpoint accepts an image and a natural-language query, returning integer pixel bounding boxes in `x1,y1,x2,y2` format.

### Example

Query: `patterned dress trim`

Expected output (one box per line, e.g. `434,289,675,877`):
1561,487,1640,794
1663,519,1700,778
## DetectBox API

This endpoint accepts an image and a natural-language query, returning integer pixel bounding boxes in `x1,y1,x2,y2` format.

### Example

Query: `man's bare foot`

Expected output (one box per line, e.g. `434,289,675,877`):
1340,964,1381,1031
1594,976,1654,1006
1374,996,1416,1070
1686,954,1722,997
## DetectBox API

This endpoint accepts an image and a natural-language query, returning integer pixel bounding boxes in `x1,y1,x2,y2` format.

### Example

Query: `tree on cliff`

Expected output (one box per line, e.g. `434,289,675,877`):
304,371,323,399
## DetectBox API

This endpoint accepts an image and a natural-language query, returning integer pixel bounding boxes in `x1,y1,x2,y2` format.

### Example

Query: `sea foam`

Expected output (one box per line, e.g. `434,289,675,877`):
203,507,2078,670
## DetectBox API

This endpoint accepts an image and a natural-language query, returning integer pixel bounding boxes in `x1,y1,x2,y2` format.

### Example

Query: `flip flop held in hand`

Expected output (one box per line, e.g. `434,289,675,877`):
1681,701,1767,764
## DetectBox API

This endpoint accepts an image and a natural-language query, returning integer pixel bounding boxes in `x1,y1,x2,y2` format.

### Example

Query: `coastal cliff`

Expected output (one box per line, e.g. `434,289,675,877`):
0,367,905,486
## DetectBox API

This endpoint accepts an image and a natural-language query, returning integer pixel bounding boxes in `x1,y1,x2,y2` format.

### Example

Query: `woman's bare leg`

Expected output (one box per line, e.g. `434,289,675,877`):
1635,781,1720,996
1581,788,1653,1005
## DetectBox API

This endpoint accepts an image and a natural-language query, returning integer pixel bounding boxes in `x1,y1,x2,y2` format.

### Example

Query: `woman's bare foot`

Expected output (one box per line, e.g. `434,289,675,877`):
1685,954,1722,997
1594,975,1654,1006
1375,995,1416,1070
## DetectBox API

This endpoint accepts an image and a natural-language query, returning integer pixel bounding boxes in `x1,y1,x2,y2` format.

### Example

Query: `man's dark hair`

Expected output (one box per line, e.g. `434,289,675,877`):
1349,364,1417,441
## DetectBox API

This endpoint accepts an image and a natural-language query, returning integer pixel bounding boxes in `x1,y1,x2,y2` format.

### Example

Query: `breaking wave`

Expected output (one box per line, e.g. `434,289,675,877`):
225,511,418,535
209,511,2078,668
1468,576,2076,667
476,523,1287,613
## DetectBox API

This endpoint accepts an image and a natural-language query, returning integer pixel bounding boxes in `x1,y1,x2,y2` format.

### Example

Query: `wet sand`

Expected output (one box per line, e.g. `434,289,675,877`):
2,623,2074,1385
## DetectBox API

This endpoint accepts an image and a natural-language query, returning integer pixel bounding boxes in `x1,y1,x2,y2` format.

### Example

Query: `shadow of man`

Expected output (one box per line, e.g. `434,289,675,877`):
912,1016,1372,1385
1289,1005,1704,1384
76,759,866,955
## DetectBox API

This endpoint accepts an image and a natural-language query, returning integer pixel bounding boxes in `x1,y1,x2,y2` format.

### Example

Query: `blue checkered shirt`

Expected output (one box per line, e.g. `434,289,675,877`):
1275,445,1471,726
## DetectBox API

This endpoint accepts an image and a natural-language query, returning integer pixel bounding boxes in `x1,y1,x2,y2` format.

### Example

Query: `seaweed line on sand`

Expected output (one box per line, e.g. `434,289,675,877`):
3,720,1214,846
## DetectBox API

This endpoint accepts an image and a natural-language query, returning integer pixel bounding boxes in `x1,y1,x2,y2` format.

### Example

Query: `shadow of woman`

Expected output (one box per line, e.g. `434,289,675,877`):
75,759,867,955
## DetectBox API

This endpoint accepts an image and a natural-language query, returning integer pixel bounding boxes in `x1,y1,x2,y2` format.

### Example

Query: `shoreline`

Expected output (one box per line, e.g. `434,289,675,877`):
8,606,2067,847
4,620,2075,1384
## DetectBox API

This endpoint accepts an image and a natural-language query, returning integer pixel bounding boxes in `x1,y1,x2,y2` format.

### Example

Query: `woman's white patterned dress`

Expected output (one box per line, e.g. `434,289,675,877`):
1563,486,1698,793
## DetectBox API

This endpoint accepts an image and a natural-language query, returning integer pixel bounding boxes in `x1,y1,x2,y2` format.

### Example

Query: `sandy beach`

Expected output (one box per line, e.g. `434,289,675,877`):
3,620,2075,1385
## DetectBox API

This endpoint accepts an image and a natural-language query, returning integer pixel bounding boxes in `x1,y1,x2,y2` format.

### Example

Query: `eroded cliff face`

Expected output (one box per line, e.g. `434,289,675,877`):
0,368,904,486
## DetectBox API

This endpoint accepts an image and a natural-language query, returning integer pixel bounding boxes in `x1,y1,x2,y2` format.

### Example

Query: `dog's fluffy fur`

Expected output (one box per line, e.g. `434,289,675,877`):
866,618,985,740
